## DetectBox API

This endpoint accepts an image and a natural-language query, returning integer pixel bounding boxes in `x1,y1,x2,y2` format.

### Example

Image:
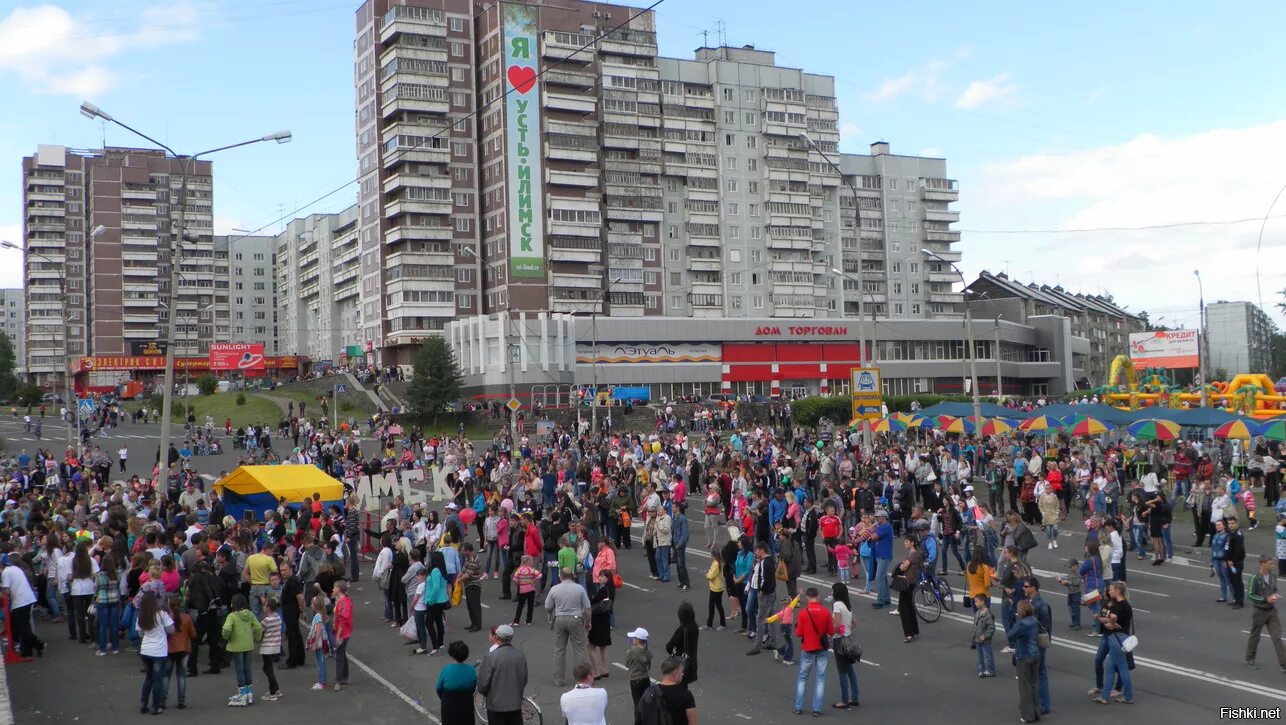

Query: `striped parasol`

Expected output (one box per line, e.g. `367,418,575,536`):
1126,419,1181,441
1256,418,1285,442
979,418,1016,436
890,411,920,424
940,416,980,434
904,415,937,429
870,416,909,434
1018,414,1064,433
1066,416,1113,437
1213,419,1256,440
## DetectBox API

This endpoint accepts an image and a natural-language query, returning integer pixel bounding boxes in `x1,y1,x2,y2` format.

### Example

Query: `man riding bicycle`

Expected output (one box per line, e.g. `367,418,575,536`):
914,520,947,599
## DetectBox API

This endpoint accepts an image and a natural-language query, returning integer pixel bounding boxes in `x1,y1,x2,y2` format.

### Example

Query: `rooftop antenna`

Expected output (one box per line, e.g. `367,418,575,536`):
715,19,726,54
701,29,708,48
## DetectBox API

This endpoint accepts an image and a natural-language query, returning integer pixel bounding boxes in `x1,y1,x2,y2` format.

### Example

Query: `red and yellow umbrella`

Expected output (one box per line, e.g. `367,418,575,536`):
1213,419,1255,440
890,411,919,424
979,418,1015,436
1066,416,1113,437
869,416,909,434
940,416,980,434
1018,414,1063,433
1126,419,1181,441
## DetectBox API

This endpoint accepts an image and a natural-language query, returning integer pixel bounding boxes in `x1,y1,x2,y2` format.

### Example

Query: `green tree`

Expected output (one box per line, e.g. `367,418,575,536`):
14,383,42,407
196,374,218,396
0,332,17,401
406,337,462,422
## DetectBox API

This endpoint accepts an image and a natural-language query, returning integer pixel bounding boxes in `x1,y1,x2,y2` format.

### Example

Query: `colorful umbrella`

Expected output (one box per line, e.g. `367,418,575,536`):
1213,419,1256,440
870,416,908,434
1126,419,1181,441
890,411,919,424
929,415,961,430
1256,418,1285,442
904,415,936,429
979,418,1015,436
941,416,979,435
1018,415,1063,433
1066,416,1112,437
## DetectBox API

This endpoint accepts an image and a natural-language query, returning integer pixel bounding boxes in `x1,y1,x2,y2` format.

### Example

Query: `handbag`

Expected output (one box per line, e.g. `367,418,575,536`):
832,630,862,661
1081,590,1102,606
1120,633,1138,652
1036,621,1051,650
775,560,789,582
890,574,911,592
398,617,418,641
613,573,624,589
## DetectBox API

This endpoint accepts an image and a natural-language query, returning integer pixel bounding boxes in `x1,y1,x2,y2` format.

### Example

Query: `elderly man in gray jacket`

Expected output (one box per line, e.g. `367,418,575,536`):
477,624,529,725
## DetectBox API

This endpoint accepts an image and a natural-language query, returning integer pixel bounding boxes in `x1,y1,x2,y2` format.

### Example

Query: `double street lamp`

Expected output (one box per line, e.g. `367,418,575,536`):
79,101,290,492
923,249,982,429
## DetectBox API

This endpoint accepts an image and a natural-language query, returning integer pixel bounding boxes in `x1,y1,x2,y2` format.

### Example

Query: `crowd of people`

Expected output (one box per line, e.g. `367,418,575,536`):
0,394,1280,723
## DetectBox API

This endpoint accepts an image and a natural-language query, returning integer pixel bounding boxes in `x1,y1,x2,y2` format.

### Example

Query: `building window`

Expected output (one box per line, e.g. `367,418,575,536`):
753,295,763,309
747,158,758,171
727,202,739,216
671,295,682,308
725,134,735,146
911,303,921,315
644,247,657,261
725,180,738,193
670,272,682,285
729,249,742,263
729,226,740,239
668,248,679,262
732,296,742,309
722,88,734,101
455,217,471,232
729,272,743,286
725,156,738,170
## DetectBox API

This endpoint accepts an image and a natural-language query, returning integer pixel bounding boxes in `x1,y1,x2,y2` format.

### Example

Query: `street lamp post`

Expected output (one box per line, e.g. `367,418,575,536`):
1194,270,1207,408
925,250,982,427
831,267,874,445
801,133,865,358
79,101,290,495
590,277,623,435
0,236,100,452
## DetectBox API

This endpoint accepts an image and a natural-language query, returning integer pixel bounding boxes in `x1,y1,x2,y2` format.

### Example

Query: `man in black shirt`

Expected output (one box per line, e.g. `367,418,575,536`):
1225,517,1247,608
656,656,696,723
279,560,307,668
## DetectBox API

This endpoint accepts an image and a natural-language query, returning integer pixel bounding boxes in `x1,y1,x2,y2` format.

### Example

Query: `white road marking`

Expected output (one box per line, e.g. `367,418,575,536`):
1031,568,1170,597
656,532,1286,702
1242,630,1284,639
623,581,652,592
0,655,13,725
349,652,441,724
735,714,753,719
860,659,881,667
481,602,491,609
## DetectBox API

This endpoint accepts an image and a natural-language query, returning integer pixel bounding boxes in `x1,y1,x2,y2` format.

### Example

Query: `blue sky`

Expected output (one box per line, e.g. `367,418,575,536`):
2,0,1285,332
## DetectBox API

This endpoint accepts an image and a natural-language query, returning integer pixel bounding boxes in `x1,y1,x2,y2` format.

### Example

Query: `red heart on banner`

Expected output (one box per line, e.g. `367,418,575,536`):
507,65,537,94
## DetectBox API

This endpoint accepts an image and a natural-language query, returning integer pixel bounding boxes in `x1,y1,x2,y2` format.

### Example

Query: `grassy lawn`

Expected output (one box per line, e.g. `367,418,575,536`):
127,393,284,430
270,388,378,418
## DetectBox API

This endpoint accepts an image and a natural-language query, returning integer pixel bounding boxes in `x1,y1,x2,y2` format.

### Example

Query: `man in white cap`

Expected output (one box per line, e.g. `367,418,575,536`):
0,554,42,657
478,624,529,724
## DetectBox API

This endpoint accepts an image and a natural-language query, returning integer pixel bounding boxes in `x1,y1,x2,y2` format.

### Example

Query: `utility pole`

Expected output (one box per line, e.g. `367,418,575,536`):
1195,269,1207,408
994,317,1003,403
926,250,981,426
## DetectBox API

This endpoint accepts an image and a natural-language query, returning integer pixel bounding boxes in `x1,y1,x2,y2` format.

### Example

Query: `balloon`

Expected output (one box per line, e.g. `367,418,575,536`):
459,508,477,525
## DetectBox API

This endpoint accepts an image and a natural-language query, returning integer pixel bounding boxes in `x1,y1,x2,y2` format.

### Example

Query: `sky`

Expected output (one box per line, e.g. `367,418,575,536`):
2,0,1285,334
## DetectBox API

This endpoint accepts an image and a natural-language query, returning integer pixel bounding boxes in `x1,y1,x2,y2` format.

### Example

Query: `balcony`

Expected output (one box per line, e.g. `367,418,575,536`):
928,271,958,284
929,292,963,304
925,230,961,242
921,179,959,201
380,7,446,45
385,197,451,218
924,209,960,223
545,92,596,114
552,300,599,314
384,225,452,244
546,143,598,163
547,169,599,188
551,273,600,289
690,258,721,272
383,171,452,195
542,31,595,62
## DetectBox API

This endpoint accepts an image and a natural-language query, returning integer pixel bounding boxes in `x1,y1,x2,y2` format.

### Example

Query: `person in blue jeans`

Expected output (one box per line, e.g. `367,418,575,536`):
1091,581,1134,705
870,511,895,608
792,587,834,716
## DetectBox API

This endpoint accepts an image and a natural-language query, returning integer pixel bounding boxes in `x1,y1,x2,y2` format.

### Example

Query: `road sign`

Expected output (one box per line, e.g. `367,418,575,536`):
77,398,96,416
334,383,348,394
849,367,883,421
506,397,522,413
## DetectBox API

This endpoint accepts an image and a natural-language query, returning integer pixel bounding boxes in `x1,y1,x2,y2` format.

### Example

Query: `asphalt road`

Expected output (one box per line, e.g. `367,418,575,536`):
5,422,1286,723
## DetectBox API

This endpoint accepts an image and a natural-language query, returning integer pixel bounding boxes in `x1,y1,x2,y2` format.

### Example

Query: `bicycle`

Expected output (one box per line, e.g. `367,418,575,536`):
913,571,953,623
472,692,543,725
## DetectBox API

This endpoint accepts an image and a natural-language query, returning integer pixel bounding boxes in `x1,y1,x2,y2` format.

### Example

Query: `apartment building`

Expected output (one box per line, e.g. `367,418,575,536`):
1206,300,1274,375
966,270,1148,387
20,145,221,387
275,206,361,362
213,235,280,355
355,0,960,365
0,290,26,376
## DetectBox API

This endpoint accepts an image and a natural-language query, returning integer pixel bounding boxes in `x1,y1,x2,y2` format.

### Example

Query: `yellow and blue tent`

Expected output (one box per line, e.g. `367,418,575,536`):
213,465,345,522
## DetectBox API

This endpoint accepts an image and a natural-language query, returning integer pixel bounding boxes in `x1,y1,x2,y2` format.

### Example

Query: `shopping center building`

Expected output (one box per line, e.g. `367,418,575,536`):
446,312,1090,406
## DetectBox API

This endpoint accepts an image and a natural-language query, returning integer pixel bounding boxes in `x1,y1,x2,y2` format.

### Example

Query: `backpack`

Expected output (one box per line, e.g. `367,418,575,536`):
636,683,675,725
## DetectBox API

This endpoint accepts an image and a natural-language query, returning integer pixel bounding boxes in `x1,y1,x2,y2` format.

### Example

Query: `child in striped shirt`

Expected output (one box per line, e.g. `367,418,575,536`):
259,599,284,701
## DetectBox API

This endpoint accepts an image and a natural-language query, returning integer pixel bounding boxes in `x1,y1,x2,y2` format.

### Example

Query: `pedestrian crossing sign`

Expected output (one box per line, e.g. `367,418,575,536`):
77,398,96,416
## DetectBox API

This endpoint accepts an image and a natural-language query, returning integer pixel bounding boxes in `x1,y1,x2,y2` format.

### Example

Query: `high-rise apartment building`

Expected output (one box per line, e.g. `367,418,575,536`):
275,206,361,362
1206,301,1274,375
354,0,959,365
20,145,222,387
214,235,280,355
0,290,26,376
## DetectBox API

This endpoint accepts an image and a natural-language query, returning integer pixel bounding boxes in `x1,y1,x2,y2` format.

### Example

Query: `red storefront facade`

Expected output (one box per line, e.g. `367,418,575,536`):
720,342,871,396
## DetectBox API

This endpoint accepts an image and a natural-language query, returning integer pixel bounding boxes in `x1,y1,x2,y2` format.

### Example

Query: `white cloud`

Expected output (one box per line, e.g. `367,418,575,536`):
953,73,1018,110
0,3,198,96
968,120,1286,326
839,122,862,143
864,49,969,104
0,225,23,289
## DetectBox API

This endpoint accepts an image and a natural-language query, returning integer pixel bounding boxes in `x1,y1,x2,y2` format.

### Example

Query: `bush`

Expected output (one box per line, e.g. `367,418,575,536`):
196,374,219,397
14,384,42,407
235,392,246,406
339,400,354,412
789,396,853,427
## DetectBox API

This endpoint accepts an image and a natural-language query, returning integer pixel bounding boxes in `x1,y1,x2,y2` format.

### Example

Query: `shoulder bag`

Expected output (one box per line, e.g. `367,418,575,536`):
802,607,831,651
831,616,862,661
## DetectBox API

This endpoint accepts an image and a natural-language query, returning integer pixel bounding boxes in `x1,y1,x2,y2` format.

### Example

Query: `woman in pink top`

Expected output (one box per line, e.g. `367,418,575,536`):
593,538,618,584
331,581,353,691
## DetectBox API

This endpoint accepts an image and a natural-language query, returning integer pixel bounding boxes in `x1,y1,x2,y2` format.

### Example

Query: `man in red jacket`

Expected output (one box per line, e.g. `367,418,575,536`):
819,506,843,577
793,587,835,716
